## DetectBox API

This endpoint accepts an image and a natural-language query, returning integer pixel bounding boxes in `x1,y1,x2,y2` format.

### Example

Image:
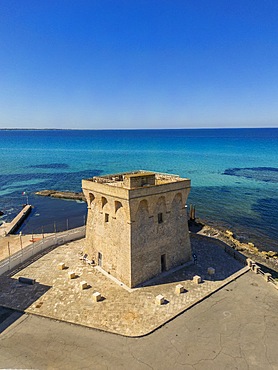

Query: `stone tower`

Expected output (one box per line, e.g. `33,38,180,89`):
82,171,192,288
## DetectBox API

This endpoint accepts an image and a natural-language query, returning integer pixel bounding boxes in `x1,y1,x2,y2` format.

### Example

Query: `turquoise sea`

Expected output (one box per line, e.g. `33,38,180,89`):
0,128,277,251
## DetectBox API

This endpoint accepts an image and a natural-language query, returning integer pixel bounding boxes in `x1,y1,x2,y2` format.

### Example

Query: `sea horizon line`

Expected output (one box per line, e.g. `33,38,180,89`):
0,126,277,131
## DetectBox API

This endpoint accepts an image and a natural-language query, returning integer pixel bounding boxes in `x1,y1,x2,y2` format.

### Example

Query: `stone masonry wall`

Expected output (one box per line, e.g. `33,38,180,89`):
84,190,132,287
130,189,191,287
82,174,192,288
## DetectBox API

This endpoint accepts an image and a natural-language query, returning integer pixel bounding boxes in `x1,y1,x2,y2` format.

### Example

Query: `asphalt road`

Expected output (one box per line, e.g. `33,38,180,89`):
0,271,277,370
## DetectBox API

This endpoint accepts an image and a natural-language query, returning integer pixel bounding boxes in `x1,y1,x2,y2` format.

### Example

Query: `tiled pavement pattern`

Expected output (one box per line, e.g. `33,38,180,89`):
0,235,247,336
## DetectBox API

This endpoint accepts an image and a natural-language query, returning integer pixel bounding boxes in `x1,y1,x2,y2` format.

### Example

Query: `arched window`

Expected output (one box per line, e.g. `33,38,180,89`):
155,196,166,224
115,200,123,213
135,199,149,222
171,193,183,210
101,196,108,208
89,193,95,206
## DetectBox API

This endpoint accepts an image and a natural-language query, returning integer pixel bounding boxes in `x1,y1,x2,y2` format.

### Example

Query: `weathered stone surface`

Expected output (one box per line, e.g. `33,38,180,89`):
253,264,260,274
80,281,88,290
58,262,66,270
246,258,254,267
175,284,184,294
155,294,165,305
207,267,215,275
68,271,76,279
193,275,201,284
1,270,277,369
36,190,85,202
225,230,233,237
0,235,246,337
82,171,192,288
264,272,272,282
92,292,102,302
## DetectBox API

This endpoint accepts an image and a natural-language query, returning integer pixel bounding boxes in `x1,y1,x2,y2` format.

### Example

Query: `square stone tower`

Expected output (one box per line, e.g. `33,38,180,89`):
82,171,192,288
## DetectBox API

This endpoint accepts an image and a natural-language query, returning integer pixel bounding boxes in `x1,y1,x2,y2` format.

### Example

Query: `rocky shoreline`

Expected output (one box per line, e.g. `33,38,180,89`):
35,190,85,202
190,219,278,276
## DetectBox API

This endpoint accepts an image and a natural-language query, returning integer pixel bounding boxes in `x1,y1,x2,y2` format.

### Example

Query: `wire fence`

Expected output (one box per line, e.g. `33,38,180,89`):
0,226,85,277
17,214,87,235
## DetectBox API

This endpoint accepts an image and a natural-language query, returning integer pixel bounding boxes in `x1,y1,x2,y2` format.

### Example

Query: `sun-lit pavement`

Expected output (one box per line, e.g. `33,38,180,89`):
0,233,53,260
0,235,247,336
0,271,277,370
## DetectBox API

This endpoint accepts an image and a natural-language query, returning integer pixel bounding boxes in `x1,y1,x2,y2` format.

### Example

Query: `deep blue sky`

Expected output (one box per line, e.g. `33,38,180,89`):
0,0,278,129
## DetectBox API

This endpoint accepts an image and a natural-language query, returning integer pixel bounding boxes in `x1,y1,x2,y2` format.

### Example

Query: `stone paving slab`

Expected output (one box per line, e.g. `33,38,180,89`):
0,236,247,336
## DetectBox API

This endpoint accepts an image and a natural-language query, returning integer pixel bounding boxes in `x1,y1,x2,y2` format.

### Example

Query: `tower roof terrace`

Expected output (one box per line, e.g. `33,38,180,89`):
84,170,189,190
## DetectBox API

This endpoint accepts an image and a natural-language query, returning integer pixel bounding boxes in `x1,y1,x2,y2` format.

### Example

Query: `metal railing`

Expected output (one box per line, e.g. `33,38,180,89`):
0,226,85,276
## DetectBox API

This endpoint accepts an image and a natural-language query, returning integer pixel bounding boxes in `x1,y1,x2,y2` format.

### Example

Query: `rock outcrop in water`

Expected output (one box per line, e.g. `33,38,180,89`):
35,190,85,202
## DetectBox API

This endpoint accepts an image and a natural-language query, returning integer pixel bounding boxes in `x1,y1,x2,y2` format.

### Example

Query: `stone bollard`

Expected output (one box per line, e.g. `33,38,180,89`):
253,265,260,274
193,275,201,284
93,292,102,302
264,273,272,282
80,281,88,290
246,258,254,268
58,262,66,270
207,267,215,275
175,284,184,295
68,271,76,279
155,294,165,305
251,262,257,271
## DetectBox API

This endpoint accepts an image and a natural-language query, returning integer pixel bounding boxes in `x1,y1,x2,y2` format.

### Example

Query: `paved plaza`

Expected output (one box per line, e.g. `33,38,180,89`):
0,234,247,336
0,271,277,369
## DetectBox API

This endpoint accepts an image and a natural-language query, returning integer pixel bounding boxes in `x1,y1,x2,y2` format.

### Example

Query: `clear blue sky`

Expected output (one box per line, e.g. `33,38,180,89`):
0,0,278,129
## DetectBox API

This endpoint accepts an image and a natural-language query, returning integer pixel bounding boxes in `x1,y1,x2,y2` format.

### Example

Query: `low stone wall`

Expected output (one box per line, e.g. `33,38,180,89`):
0,226,85,276
246,258,278,290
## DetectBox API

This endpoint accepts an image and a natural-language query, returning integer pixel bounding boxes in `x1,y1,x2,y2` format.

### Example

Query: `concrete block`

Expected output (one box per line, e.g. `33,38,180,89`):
251,262,257,271
80,281,88,290
175,284,184,295
264,273,272,282
193,275,201,284
253,265,260,274
246,258,254,268
207,267,215,275
93,292,102,302
58,262,66,270
155,294,165,305
68,271,76,279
